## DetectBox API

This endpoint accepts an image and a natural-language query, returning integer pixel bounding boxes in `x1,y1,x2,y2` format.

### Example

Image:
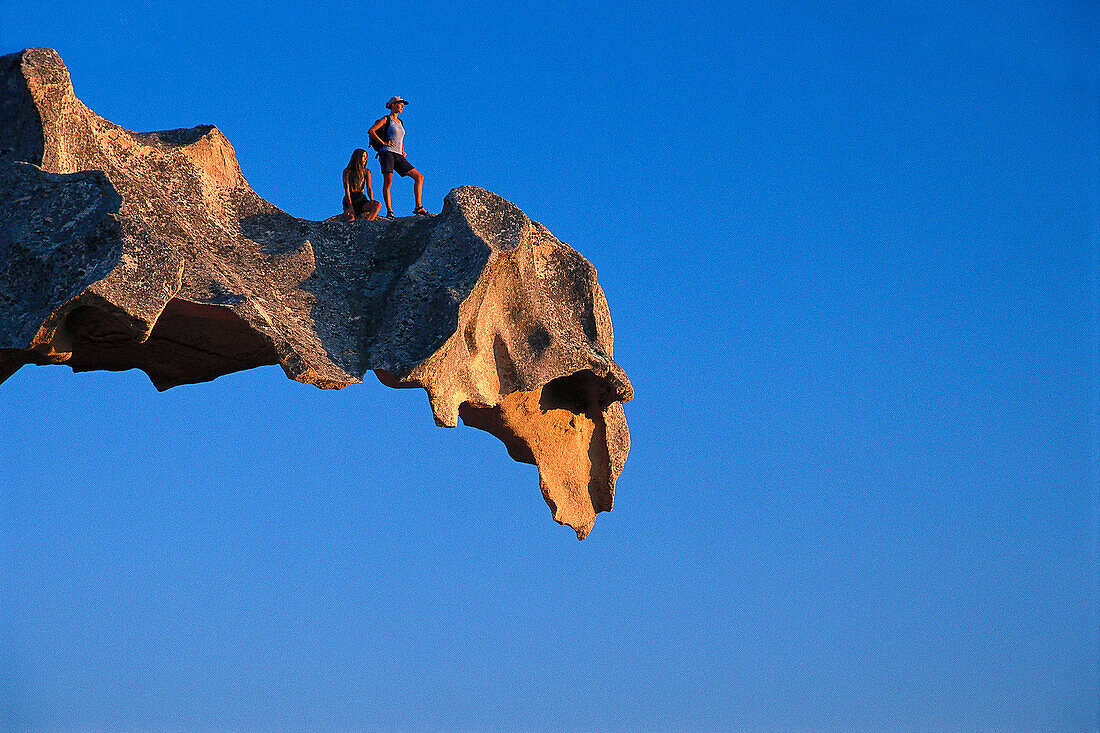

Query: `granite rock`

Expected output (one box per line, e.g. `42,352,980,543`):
0,48,633,539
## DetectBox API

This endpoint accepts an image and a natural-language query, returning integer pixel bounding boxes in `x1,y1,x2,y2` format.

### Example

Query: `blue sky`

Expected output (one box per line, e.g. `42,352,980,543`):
1,0,1097,730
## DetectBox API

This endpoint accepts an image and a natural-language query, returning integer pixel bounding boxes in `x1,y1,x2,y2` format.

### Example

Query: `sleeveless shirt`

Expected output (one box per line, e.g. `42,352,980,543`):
383,115,405,155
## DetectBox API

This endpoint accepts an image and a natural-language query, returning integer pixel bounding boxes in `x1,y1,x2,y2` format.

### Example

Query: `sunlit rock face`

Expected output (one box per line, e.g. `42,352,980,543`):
0,48,632,539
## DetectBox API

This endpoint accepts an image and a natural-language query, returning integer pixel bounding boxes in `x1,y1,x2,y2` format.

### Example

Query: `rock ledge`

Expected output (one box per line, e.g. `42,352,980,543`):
0,48,632,539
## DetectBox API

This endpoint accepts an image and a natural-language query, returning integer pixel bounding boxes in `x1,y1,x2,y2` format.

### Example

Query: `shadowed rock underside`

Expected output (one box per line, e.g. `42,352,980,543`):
0,48,632,539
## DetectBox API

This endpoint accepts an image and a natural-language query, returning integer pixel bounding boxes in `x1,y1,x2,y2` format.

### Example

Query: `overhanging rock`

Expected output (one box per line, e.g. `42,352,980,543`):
0,48,633,539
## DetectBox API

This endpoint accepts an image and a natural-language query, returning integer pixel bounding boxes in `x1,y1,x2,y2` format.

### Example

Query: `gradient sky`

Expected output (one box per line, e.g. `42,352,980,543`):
1,1,1097,730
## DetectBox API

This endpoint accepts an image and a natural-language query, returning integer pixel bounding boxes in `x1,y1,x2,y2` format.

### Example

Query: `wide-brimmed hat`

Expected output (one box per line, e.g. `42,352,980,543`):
386,96,410,108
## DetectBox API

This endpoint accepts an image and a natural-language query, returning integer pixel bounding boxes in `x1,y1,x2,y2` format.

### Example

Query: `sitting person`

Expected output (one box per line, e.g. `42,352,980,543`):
341,148,381,221
369,96,429,218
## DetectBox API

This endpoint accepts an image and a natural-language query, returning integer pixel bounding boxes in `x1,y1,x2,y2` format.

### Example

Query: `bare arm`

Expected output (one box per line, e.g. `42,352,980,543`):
364,168,373,201
368,117,388,149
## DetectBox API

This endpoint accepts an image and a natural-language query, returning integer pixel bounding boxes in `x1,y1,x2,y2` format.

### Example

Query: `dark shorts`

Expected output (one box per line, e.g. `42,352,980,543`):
349,191,372,214
347,191,380,219
379,150,415,177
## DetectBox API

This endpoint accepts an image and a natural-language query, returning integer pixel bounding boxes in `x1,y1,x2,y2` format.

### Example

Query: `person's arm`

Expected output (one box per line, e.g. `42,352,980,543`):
342,167,355,220
364,168,374,201
368,118,387,149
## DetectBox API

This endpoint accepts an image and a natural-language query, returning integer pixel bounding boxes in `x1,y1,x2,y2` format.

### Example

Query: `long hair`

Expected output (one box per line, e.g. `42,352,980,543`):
346,148,368,190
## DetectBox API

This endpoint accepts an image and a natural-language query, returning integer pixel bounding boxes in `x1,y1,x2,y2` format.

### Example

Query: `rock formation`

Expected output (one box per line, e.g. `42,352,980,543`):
0,48,632,539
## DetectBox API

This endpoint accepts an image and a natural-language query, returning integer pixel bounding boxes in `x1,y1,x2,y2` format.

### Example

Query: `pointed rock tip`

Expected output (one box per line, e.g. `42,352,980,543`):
5,47,64,63
11,47,69,78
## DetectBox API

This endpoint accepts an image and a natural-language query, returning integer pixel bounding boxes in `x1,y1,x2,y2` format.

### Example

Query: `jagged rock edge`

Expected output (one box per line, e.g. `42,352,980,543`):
0,47,633,539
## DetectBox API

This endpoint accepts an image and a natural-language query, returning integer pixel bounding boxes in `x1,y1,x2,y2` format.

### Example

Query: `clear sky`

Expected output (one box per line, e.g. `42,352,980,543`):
1,0,1097,730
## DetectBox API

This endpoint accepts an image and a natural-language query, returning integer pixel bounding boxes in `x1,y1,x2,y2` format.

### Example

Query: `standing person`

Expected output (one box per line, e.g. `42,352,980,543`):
369,96,429,219
341,148,380,221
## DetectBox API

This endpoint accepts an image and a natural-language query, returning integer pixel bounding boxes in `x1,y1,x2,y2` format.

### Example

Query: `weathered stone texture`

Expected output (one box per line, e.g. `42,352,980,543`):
0,48,632,538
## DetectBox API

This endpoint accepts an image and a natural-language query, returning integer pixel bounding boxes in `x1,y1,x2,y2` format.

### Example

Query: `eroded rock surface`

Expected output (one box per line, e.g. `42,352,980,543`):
0,48,632,539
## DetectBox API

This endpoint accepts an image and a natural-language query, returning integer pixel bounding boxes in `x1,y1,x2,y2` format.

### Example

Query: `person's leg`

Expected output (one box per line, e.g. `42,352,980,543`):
410,169,424,210
354,194,380,221
393,156,423,213
382,170,394,216
379,152,396,217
